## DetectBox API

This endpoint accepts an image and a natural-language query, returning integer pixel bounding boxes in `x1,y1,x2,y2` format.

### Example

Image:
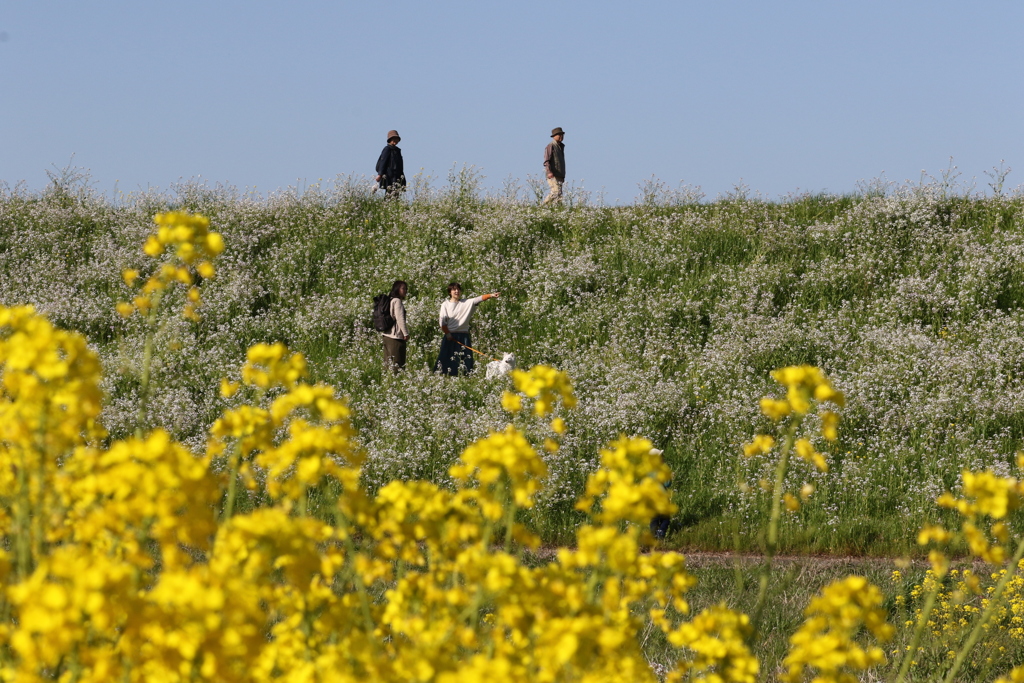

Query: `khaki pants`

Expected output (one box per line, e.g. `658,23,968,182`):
543,177,564,205
382,336,407,372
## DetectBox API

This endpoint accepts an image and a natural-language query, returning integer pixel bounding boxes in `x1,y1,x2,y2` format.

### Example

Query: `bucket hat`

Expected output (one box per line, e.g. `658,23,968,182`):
550,127,565,137
387,129,401,142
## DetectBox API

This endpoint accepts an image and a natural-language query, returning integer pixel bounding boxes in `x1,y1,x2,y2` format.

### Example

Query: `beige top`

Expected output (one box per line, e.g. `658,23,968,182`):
383,297,408,339
438,296,484,333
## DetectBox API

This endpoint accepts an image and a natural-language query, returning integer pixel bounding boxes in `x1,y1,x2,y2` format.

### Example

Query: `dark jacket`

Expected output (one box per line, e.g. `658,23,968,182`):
376,145,405,188
543,141,565,180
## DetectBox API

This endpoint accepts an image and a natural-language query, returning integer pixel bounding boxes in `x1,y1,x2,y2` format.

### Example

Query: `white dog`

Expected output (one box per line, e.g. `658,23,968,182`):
485,353,516,379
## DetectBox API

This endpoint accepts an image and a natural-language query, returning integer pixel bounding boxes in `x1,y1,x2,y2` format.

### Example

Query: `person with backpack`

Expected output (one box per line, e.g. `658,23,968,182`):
434,282,500,376
374,280,409,372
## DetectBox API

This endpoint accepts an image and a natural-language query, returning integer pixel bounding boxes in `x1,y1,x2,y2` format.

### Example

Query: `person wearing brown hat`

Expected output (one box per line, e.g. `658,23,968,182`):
375,130,405,196
542,127,566,206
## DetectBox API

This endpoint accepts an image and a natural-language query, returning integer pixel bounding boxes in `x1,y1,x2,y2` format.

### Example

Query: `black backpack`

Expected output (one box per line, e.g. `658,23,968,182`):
372,294,395,332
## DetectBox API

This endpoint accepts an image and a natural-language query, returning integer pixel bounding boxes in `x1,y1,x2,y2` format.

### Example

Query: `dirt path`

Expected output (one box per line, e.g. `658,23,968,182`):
530,547,989,571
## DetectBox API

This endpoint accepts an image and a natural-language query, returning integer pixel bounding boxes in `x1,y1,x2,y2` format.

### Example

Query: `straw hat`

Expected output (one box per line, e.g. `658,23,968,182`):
387,130,401,142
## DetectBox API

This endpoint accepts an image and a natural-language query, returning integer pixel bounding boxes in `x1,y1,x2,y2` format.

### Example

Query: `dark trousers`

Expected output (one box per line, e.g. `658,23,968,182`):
434,332,474,376
650,515,670,540
383,336,407,372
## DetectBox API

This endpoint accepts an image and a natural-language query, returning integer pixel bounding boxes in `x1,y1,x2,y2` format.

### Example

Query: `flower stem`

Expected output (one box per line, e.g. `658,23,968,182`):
750,421,797,636
502,483,517,553
135,293,162,438
15,445,31,580
336,507,378,650
892,573,943,683
220,442,242,523
31,409,49,571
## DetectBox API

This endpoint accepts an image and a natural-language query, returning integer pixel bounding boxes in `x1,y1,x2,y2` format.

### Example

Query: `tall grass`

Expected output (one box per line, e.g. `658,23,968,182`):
2,172,1024,554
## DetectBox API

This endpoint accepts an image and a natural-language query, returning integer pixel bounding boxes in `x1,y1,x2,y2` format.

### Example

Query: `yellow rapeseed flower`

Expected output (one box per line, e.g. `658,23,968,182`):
929,550,950,578
917,524,952,546
821,411,839,441
782,576,893,683
220,379,240,398
760,398,791,421
667,604,758,682
996,664,1024,683
742,434,774,457
576,436,676,526
501,391,522,413
509,365,576,416
451,426,546,510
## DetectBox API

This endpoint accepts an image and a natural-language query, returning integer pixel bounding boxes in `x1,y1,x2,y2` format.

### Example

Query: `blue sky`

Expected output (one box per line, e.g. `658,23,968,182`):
2,1,1022,201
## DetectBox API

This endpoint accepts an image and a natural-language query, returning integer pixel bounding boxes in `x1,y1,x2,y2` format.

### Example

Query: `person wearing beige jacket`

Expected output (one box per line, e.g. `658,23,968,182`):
542,127,566,206
382,280,409,372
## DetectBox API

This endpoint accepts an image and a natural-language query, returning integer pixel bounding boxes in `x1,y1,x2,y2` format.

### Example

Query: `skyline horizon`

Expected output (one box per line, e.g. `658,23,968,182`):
7,156,1019,205
3,2,1021,203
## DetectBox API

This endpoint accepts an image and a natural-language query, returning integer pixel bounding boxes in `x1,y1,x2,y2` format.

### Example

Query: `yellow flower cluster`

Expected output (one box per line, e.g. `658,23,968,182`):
743,365,841,514
762,365,845,419
922,469,1024,565
451,425,548,511
742,434,774,457
503,364,577,416
5,296,763,681
0,305,104,452
237,342,309,390
664,604,759,683
781,576,894,683
922,562,1023,636
997,664,1024,683
17,217,1024,682
898,561,1024,675
794,438,828,472
576,436,677,527
145,210,224,263
0,305,104,581
57,430,221,570
117,211,224,321
210,343,359,507
941,469,1023,519
893,458,1024,681
913,567,981,636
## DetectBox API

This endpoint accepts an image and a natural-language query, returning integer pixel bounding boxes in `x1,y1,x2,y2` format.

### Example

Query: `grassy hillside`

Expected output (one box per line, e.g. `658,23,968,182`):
3,175,1024,553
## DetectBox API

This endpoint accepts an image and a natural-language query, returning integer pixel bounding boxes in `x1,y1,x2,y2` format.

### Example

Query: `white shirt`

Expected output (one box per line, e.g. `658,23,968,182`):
438,296,484,333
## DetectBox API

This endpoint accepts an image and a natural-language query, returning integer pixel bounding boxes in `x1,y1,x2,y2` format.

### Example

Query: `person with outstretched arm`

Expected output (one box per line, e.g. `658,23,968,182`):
434,282,500,376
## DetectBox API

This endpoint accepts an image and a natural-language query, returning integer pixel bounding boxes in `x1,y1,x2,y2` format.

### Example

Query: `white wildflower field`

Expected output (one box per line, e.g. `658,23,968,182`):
3,173,1024,553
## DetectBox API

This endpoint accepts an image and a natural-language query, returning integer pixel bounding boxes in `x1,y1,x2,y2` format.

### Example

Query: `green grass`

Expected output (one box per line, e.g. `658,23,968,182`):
641,554,1024,681
4,178,1024,557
